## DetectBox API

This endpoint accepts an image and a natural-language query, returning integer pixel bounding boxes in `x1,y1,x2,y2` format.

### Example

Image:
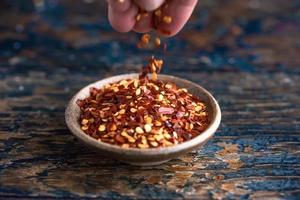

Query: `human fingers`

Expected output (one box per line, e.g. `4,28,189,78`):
108,0,139,32
107,0,132,12
133,0,165,11
156,0,198,37
133,12,153,33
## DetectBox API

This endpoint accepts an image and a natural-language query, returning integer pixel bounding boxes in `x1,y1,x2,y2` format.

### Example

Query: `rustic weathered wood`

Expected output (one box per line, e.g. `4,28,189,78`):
0,0,300,199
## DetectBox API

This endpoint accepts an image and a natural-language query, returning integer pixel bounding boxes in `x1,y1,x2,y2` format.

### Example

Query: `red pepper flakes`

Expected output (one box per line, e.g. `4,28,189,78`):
139,56,163,81
135,8,149,22
136,14,141,22
162,16,172,24
76,57,210,149
137,34,151,49
137,34,164,49
155,37,161,47
154,9,162,17
152,1,172,36
136,1,172,49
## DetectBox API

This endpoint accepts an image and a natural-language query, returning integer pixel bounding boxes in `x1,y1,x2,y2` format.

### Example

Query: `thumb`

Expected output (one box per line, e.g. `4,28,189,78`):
133,0,165,11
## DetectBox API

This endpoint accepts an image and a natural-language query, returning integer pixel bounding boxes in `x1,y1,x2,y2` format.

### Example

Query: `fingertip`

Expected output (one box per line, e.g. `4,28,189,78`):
133,0,165,11
133,12,153,33
155,0,198,36
107,0,131,12
108,4,139,33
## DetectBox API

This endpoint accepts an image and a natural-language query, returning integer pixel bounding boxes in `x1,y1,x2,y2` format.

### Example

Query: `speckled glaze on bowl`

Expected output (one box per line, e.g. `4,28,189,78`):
65,74,221,166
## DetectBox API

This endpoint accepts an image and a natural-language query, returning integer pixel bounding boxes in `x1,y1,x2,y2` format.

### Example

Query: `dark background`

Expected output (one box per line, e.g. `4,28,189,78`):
0,0,300,199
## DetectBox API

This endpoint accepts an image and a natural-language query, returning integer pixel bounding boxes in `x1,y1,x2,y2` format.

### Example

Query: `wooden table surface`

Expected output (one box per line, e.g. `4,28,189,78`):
0,0,300,199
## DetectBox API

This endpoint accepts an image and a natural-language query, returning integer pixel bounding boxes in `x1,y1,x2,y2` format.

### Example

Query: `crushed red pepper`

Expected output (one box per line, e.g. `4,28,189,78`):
136,1,172,49
76,57,210,149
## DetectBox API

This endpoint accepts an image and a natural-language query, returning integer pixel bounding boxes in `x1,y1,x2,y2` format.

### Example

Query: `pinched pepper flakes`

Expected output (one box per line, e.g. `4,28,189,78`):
135,8,149,22
76,57,210,149
162,16,172,24
136,2,172,49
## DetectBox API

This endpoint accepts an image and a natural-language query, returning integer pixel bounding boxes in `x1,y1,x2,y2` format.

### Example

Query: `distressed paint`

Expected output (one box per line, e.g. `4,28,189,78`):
0,0,300,199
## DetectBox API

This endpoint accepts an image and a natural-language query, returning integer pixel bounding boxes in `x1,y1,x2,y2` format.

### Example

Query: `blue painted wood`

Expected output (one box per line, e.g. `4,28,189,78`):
0,0,300,199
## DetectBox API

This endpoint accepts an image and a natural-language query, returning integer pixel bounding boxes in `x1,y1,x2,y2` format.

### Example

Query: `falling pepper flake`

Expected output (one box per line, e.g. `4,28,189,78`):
140,56,163,81
137,34,152,49
141,34,150,44
155,38,161,47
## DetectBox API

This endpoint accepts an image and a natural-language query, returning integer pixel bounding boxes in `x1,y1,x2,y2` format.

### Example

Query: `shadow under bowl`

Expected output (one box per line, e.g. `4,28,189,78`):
65,74,221,166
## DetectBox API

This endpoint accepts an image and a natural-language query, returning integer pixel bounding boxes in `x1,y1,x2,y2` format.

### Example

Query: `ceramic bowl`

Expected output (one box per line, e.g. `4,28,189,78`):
65,74,221,166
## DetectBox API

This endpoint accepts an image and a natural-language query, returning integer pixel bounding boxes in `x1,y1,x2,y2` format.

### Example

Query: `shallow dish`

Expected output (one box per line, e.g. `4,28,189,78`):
65,73,221,166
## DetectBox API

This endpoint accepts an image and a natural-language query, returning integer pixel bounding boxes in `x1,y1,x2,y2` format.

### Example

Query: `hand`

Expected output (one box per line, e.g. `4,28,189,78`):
107,0,198,37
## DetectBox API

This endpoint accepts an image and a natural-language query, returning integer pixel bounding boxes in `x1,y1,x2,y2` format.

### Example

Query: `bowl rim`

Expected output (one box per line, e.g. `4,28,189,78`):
65,73,221,155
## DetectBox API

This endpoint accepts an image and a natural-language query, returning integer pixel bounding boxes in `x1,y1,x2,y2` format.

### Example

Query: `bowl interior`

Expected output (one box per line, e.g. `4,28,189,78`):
65,74,221,156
